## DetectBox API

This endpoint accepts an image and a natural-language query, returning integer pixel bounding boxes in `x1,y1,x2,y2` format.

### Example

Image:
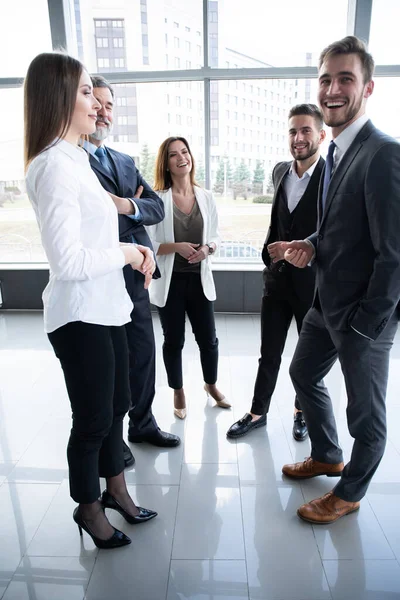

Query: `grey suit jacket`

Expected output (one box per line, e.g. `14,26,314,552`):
309,120,400,340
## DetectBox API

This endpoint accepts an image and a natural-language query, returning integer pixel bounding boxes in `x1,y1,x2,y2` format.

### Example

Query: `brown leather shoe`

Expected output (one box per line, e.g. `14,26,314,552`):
282,457,344,479
297,491,360,524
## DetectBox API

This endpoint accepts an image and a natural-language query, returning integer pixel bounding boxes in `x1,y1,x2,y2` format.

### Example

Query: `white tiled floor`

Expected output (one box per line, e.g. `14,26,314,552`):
1,311,400,600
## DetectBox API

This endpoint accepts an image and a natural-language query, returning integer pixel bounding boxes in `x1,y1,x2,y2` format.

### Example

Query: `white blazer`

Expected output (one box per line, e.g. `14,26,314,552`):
146,186,221,307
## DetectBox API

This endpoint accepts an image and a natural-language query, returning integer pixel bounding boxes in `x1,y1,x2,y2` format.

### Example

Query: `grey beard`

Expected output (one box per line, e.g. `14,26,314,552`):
90,124,112,141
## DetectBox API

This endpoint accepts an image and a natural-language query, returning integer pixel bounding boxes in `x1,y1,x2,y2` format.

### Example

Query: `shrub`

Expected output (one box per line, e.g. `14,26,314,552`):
252,195,273,204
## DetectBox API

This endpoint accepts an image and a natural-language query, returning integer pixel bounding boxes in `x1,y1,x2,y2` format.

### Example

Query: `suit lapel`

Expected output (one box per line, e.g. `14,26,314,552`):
194,187,208,244
106,147,130,195
89,152,116,185
319,121,374,228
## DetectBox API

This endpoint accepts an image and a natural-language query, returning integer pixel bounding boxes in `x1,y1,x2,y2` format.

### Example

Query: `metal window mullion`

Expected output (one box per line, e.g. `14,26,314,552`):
47,0,68,50
204,78,211,189
347,0,373,43
2,65,400,90
203,0,211,188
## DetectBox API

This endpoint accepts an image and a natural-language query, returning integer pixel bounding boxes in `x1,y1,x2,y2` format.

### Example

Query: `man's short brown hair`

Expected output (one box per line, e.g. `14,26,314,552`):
319,36,375,83
288,104,324,130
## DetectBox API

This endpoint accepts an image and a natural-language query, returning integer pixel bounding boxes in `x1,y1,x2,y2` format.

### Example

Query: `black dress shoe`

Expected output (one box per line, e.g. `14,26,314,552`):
128,428,181,448
73,507,131,549
226,413,267,438
123,440,135,468
292,411,308,441
100,490,157,525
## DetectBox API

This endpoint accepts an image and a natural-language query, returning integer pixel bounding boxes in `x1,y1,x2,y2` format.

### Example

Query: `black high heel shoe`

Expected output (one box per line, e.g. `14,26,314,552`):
73,507,131,549
101,490,158,525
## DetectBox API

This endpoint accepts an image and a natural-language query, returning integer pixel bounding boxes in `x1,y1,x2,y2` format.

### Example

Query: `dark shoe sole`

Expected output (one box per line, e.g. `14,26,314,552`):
226,417,266,439
128,435,181,448
283,470,343,480
297,505,360,524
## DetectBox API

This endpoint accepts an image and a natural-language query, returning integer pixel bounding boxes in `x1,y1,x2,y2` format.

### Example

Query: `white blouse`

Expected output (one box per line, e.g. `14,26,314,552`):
26,139,133,333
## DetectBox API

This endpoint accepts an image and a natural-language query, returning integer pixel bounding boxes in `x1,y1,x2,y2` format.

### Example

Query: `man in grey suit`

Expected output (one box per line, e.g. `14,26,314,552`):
269,36,400,524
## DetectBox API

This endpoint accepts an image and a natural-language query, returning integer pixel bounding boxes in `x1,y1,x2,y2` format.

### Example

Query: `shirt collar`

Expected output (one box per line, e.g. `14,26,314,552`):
288,157,319,180
53,139,88,163
333,114,369,157
83,139,104,159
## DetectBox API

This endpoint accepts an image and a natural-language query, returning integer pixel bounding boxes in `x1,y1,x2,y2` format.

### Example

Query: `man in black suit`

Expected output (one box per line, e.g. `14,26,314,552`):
87,76,180,466
269,37,400,524
227,104,325,441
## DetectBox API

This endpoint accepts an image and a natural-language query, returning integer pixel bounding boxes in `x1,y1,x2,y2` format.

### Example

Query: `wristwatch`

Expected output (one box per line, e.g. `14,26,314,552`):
206,243,215,255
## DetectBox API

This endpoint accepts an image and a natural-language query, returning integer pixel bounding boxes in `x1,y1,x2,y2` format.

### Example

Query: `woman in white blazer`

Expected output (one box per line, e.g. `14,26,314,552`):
24,52,157,549
147,136,230,419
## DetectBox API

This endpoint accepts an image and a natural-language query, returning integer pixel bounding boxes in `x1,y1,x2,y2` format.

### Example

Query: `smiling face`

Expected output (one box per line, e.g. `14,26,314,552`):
288,114,325,162
167,140,193,178
318,53,374,136
68,70,100,139
90,86,114,143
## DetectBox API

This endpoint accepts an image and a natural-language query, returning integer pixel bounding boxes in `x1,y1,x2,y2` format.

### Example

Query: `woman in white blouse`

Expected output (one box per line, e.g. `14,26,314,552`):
24,52,157,549
147,136,230,419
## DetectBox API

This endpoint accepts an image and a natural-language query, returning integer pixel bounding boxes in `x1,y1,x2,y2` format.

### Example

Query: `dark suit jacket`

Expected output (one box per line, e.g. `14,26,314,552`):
89,147,164,282
309,120,400,340
261,157,324,300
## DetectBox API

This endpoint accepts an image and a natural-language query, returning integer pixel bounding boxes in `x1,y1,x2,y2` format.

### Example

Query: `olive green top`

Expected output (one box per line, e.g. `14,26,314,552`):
173,201,204,273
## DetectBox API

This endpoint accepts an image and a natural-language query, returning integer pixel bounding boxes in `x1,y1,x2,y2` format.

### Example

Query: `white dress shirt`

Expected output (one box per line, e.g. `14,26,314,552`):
283,158,319,213
26,139,133,333
332,113,369,170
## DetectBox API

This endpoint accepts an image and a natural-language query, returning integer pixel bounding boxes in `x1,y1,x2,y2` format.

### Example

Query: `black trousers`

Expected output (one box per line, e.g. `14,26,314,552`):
290,306,398,502
251,285,311,415
125,269,158,437
157,272,219,390
48,321,130,504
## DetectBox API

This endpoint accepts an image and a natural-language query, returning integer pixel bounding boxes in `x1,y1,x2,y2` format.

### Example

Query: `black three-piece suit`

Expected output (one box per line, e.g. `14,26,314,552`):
251,157,324,415
89,147,164,438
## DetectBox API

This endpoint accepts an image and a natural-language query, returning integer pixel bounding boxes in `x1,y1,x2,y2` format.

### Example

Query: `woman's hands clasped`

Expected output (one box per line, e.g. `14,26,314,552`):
175,242,211,263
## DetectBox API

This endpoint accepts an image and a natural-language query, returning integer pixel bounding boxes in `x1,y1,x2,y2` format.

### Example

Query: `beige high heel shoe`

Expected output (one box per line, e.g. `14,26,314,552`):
204,384,231,408
173,407,187,420
173,389,187,420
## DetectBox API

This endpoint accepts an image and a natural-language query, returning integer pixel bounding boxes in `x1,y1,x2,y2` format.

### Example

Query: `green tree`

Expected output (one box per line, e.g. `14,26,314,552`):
233,160,251,199
213,160,225,194
140,144,156,186
265,171,274,194
196,162,205,187
252,160,265,194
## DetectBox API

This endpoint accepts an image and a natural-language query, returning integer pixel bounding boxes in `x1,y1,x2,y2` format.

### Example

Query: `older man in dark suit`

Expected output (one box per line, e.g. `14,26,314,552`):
87,76,180,467
227,104,325,442
269,36,400,524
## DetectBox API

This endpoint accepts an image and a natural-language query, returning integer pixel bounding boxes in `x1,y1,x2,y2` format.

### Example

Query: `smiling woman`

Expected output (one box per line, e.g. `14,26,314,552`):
146,135,230,419
22,51,157,550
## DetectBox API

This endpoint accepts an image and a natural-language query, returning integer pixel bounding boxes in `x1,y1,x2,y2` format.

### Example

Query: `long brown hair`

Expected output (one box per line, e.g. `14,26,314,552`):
24,52,83,171
154,136,198,191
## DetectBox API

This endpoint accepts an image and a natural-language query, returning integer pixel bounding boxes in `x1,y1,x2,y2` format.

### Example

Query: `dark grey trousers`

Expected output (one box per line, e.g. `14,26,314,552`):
290,306,398,502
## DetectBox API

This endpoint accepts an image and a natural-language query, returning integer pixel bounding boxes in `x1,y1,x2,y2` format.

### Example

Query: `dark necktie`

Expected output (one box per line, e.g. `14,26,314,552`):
95,146,112,175
321,140,336,213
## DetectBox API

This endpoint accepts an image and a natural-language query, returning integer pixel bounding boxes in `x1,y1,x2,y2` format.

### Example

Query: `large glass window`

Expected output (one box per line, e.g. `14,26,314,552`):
69,0,203,71
0,90,43,262
211,78,317,263
1,0,399,265
369,0,400,64
208,0,348,68
0,0,52,77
